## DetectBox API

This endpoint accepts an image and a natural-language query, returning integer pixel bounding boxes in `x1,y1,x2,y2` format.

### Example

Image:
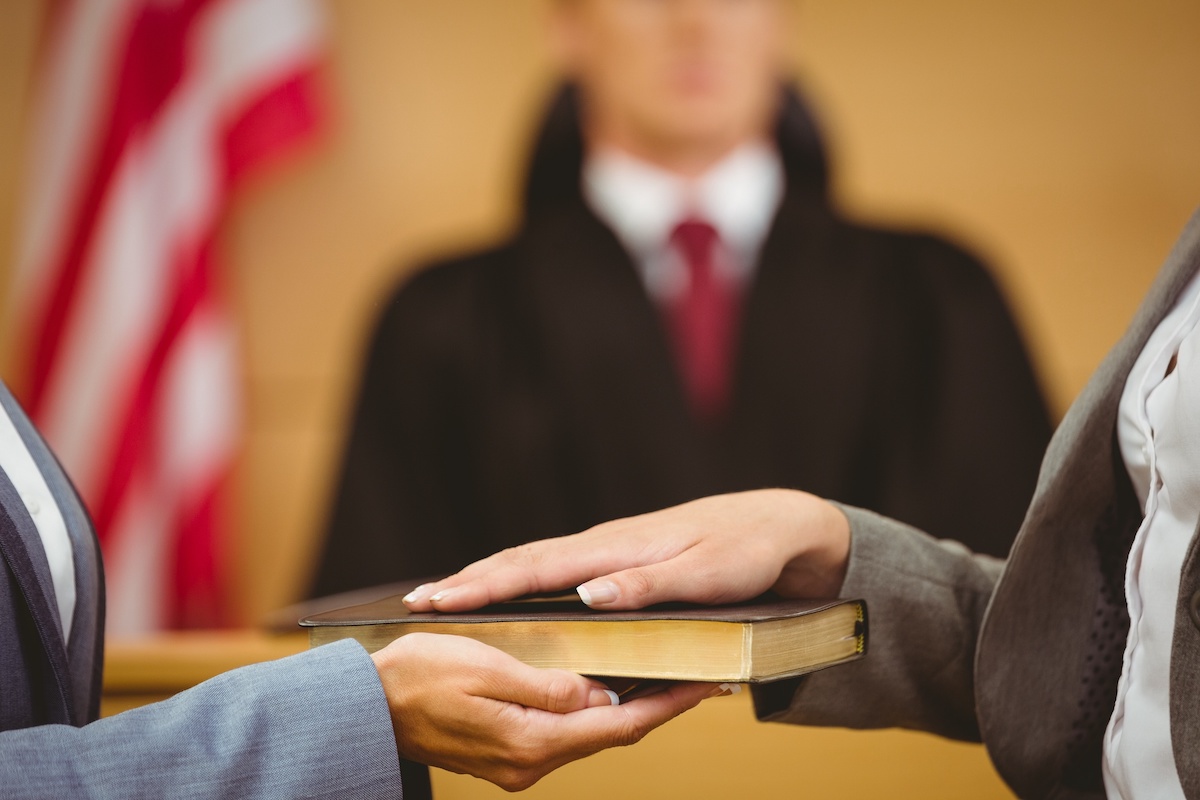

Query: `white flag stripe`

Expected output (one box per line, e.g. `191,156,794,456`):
156,302,241,512
105,470,173,632
196,0,326,116
10,0,141,326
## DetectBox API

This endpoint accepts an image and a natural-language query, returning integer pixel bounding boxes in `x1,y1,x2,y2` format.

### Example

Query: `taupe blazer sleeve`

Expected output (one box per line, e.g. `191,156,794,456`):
753,506,1002,741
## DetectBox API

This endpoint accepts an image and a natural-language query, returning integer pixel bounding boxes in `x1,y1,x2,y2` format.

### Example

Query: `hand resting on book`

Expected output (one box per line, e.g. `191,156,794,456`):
402,489,851,613
370,632,723,791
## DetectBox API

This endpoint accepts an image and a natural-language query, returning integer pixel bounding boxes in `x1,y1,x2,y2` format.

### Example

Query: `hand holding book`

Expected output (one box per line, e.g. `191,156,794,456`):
401,488,851,614
369,633,722,792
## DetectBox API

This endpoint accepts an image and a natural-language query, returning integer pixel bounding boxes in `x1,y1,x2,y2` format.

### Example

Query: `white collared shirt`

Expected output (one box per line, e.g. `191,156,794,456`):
581,141,785,304
0,399,76,643
1107,269,1200,799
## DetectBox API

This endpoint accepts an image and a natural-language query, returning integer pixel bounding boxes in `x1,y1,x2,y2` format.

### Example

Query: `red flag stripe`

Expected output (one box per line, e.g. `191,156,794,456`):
24,0,217,416
222,67,324,185
169,469,229,628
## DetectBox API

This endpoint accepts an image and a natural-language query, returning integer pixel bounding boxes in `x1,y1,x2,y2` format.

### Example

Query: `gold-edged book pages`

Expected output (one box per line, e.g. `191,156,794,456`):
301,585,866,683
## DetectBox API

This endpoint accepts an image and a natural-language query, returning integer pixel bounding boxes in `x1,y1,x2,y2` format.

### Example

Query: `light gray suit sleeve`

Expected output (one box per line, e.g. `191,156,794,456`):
0,639,404,799
752,504,1003,742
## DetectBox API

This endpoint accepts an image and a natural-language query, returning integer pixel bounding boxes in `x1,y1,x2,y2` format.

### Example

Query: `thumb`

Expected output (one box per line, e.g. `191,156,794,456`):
495,664,621,713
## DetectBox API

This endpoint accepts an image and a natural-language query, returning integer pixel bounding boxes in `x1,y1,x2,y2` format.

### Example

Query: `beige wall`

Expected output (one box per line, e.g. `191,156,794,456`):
2,0,1200,625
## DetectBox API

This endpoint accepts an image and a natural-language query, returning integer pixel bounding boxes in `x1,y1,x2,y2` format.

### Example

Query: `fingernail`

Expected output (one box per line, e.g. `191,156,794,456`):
577,580,619,607
403,584,430,604
710,683,742,698
429,588,458,604
588,688,620,707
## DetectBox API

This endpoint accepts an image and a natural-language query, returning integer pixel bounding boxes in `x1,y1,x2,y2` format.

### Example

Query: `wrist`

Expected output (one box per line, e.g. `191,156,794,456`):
765,489,850,598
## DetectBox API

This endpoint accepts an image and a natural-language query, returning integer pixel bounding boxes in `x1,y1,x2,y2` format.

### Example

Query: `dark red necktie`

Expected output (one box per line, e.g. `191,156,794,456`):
666,217,740,424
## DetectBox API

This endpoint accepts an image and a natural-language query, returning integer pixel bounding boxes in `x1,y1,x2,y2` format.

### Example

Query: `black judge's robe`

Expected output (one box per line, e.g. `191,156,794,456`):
310,85,1053,597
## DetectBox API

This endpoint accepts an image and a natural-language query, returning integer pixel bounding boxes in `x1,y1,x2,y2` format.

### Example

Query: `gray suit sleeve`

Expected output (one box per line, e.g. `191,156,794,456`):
752,504,1004,742
0,639,403,799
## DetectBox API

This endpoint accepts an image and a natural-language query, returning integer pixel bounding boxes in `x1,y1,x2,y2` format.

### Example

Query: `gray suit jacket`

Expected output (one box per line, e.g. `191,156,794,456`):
756,208,1200,799
0,385,403,798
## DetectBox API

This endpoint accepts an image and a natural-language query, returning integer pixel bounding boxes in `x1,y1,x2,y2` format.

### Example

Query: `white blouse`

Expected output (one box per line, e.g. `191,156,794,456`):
1107,269,1200,799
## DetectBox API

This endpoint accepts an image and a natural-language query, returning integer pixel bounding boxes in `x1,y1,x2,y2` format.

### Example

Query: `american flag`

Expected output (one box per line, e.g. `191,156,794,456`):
8,0,325,633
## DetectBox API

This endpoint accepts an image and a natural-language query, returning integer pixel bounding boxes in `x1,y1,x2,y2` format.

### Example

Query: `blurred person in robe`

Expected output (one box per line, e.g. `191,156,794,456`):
310,0,1052,598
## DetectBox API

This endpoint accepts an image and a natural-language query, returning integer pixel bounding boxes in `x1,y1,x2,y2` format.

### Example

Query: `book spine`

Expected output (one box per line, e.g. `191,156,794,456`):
740,625,753,682
854,601,867,656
